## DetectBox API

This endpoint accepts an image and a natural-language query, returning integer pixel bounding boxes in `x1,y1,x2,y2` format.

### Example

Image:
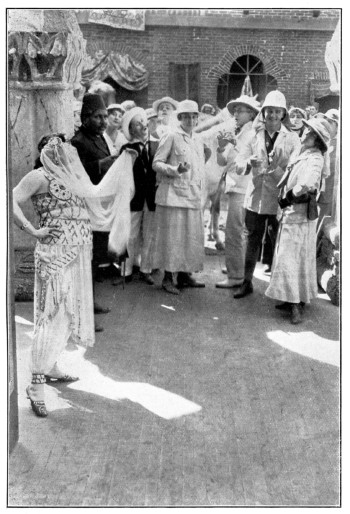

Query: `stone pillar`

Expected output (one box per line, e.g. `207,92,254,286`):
8,9,86,299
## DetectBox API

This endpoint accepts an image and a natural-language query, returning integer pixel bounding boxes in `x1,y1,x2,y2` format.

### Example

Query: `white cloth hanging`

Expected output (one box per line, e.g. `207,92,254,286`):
41,137,135,256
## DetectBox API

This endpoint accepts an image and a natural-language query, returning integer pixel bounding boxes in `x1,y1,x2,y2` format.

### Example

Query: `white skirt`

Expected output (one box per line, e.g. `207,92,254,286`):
152,205,205,272
32,243,94,374
265,220,318,304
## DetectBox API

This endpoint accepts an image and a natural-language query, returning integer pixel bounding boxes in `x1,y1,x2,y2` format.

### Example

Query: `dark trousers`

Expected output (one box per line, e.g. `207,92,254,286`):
92,231,111,289
244,210,278,281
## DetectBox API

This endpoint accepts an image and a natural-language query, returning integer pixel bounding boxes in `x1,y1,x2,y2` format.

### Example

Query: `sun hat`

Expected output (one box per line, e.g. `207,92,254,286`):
201,103,215,114
152,96,178,112
289,106,307,119
176,100,199,116
253,90,291,127
227,95,261,115
81,94,106,119
106,103,125,114
121,107,147,141
261,90,287,111
302,117,331,151
121,100,137,111
323,108,339,124
145,107,158,119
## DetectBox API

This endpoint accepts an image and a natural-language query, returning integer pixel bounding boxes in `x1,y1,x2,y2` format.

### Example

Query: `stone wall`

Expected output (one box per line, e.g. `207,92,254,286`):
8,9,86,300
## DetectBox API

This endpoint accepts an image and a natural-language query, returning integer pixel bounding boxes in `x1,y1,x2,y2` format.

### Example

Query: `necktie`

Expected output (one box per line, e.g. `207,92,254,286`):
139,143,149,168
265,130,279,154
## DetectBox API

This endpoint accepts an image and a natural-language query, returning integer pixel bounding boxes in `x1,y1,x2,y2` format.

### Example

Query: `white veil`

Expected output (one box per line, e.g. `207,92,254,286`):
41,136,135,256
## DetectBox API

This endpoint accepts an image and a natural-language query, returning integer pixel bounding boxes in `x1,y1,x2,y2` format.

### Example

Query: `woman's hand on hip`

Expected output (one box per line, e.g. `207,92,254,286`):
35,225,61,240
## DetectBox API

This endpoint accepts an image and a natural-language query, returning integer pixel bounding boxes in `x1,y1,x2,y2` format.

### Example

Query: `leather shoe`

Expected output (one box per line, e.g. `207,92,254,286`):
291,304,302,324
94,303,111,314
216,278,243,289
233,280,253,299
162,281,180,295
177,273,205,288
95,322,104,333
275,302,292,311
139,272,154,285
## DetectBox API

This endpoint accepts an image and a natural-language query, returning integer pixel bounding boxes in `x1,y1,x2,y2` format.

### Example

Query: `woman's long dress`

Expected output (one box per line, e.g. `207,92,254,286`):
31,170,94,374
265,148,324,304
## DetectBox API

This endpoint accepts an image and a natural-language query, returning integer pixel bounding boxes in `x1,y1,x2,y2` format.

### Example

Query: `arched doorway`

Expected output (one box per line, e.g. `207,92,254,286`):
217,54,278,108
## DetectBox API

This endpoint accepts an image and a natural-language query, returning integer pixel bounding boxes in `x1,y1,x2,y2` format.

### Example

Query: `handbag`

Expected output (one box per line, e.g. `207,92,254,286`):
307,191,318,221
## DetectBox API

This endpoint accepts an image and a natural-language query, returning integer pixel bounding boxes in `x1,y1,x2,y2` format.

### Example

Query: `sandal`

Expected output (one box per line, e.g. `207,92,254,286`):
44,374,79,383
26,386,48,417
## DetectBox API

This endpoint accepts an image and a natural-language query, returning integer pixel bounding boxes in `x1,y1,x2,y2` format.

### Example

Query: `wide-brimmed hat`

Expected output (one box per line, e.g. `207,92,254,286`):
152,96,178,112
177,99,199,116
122,107,147,141
201,103,215,114
106,103,125,114
302,117,330,151
81,94,106,119
121,100,137,111
323,108,339,124
289,106,307,119
227,95,260,115
145,107,158,119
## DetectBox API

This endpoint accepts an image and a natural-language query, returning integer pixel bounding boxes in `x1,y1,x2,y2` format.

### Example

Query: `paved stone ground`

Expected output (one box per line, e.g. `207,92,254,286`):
9,231,340,506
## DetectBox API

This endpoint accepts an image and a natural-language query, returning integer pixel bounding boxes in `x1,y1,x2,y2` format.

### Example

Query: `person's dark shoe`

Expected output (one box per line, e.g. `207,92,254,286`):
95,322,104,333
275,302,292,311
233,280,253,299
94,303,111,314
177,273,205,288
291,304,302,324
139,272,154,285
162,280,180,295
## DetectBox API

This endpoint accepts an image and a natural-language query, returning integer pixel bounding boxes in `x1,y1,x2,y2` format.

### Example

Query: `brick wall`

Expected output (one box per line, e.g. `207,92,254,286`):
146,8,340,19
80,17,338,110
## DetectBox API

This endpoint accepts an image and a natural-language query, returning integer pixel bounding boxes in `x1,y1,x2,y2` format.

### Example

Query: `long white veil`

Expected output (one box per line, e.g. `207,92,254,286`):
41,136,135,256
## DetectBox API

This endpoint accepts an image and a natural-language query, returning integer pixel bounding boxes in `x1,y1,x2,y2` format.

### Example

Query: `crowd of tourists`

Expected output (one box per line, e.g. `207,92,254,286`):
13,89,339,417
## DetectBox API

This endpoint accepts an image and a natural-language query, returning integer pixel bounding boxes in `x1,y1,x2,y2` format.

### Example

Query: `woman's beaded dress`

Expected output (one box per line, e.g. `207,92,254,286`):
31,170,94,372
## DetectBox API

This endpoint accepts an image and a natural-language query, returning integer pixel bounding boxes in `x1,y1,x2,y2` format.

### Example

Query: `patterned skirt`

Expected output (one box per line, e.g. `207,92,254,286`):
265,220,318,304
32,242,94,373
152,206,205,272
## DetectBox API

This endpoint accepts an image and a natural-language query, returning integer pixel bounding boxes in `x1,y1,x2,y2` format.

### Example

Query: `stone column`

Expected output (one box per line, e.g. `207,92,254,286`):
8,9,86,299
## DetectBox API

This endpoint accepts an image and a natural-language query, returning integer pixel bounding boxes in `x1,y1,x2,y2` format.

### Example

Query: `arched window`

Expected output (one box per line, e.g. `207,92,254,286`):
217,54,278,108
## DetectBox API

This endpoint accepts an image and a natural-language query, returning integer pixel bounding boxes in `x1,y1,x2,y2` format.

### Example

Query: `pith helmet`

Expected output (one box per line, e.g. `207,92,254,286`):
261,90,287,111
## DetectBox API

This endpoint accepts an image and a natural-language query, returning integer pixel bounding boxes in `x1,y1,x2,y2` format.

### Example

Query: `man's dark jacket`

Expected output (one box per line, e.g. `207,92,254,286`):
71,126,112,185
119,141,157,212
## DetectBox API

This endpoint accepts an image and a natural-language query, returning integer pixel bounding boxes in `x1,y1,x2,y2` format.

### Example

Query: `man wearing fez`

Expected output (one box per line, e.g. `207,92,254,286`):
71,94,118,328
